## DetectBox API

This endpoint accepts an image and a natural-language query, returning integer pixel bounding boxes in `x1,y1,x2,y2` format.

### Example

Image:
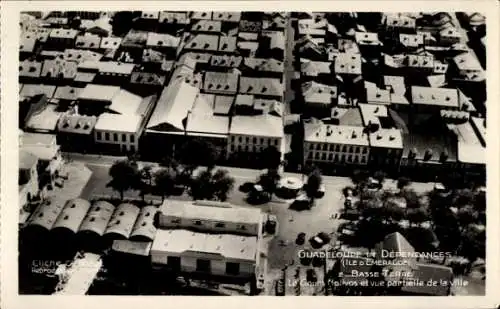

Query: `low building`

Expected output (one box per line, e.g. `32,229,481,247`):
46,28,78,50
75,33,102,50
57,114,97,152
334,53,362,76
239,76,284,101
301,81,338,118
145,32,180,59
93,90,157,154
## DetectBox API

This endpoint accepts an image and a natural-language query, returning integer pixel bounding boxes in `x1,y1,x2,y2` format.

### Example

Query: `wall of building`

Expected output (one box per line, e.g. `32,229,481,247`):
158,214,260,236
94,129,138,153
303,141,370,166
226,134,281,158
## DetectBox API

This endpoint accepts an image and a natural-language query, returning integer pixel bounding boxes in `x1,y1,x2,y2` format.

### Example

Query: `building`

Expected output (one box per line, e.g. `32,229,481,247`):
303,120,370,171
46,28,78,50
239,76,284,101
301,81,338,118
20,32,38,60
93,90,157,154
334,52,362,76
19,150,40,224
152,200,265,281
145,32,180,59
57,114,97,152
359,104,404,170
203,71,240,95
75,33,102,50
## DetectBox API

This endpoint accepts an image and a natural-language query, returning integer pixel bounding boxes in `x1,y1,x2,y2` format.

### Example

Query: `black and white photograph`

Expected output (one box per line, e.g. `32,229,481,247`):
2,2,498,303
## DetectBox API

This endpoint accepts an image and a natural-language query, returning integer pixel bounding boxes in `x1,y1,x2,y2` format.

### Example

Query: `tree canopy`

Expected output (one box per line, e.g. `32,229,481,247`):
179,139,220,170
107,159,140,200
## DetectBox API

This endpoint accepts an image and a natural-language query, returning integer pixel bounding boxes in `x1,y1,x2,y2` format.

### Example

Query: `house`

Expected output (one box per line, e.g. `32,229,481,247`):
19,60,43,83
241,57,284,80
75,34,102,50
180,33,220,54
46,28,78,50
303,120,370,170
40,59,78,84
239,77,284,101
20,132,64,190
300,59,331,82
57,114,97,152
191,20,222,34
135,11,160,32
93,90,157,154
212,12,242,24
129,72,167,96
203,71,240,95
63,49,103,64
218,35,238,54
438,27,462,46
410,86,460,114
145,32,180,59
20,32,38,60
93,61,136,85
334,53,362,76
19,150,40,224
259,30,285,61
301,81,338,118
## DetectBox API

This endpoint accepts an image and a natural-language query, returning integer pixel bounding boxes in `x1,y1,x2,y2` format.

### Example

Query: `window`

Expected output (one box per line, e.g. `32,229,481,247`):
238,136,242,142
315,152,320,159
260,138,264,144
238,145,242,152
335,145,340,152
342,146,347,152
348,155,352,162
122,134,126,142
226,262,240,275
349,146,354,153
246,137,250,143
113,133,118,141
275,139,278,146
230,145,234,152
253,137,257,144
328,153,333,161
130,135,135,143
322,144,328,151
361,157,366,163
321,153,327,160
334,154,339,162
309,144,314,150
356,147,360,153
96,132,102,140
341,155,346,162
167,256,181,270
196,259,211,272
329,144,334,152
245,145,249,152
316,144,322,150
362,147,367,154
215,222,225,228
231,136,235,142
105,132,110,141
308,152,313,159
193,220,202,226
130,145,135,152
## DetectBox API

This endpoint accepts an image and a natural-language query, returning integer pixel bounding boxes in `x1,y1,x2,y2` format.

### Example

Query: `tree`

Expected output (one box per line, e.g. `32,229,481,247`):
383,200,405,222
140,165,154,186
258,169,281,194
351,169,370,185
154,168,177,202
452,189,475,208
305,168,322,200
160,155,179,171
179,139,220,172
260,146,282,170
457,205,478,229
211,169,235,202
107,159,140,200
397,177,411,189
373,170,386,184
401,188,421,209
188,169,235,202
406,207,429,227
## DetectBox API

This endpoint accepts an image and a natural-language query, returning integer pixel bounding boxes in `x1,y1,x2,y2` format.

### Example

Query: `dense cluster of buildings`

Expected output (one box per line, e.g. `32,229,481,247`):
293,12,486,180
19,11,288,167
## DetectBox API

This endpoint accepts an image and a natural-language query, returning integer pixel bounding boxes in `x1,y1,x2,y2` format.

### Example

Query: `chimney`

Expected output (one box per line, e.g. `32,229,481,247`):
389,135,395,141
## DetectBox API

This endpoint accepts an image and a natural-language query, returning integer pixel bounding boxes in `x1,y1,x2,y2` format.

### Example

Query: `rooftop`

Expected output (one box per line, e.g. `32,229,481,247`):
203,71,239,94
20,33,37,53
182,33,219,52
41,59,77,79
212,12,242,23
19,60,43,78
53,86,83,101
230,114,283,138
146,32,180,48
218,36,237,52
304,121,369,146
354,31,381,46
243,57,284,73
334,53,362,75
369,128,404,149
159,11,189,24
25,104,62,132
191,20,222,33
78,84,121,102
300,59,331,76
100,37,122,49
261,30,285,50
75,34,102,49
411,86,459,108
359,103,388,127
211,55,243,67
20,149,39,170
301,81,337,104
152,229,258,261
58,114,97,135
186,94,230,137
147,78,200,132
447,120,485,165
112,240,152,257
49,28,78,39
239,76,284,98
20,84,56,99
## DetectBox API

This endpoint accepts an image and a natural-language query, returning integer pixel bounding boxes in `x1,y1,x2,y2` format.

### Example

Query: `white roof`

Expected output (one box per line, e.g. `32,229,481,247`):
78,84,121,102
151,229,258,261
230,115,283,138
304,122,369,146
411,86,459,108
25,104,62,132
186,94,229,136
160,200,262,225
334,53,362,75
147,78,199,131
146,32,180,48
355,32,380,45
49,28,78,39
453,52,484,72
447,121,485,165
359,103,388,127
112,240,152,256
95,113,142,133
369,128,403,149
104,203,140,239
239,77,284,98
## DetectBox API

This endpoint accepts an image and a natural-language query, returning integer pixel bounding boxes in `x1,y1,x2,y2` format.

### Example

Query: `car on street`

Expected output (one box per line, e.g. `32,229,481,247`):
246,185,272,205
239,182,255,193
316,232,331,244
290,194,312,210
296,232,306,245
